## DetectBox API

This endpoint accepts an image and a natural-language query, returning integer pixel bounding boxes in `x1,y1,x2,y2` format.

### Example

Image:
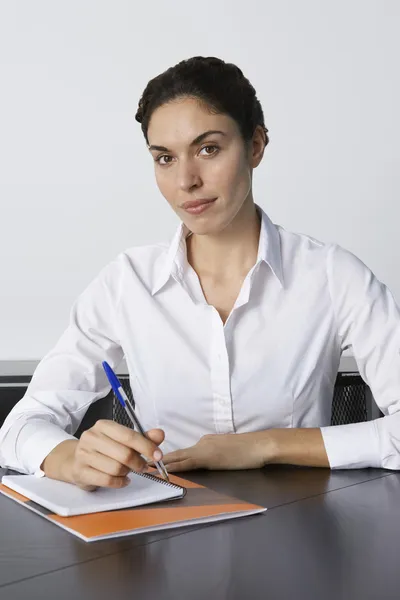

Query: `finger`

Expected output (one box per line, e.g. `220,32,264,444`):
76,483,98,492
95,420,165,448
87,422,165,463
80,429,147,472
162,449,190,465
166,459,198,473
74,465,130,489
146,429,165,446
83,449,132,478
98,421,165,459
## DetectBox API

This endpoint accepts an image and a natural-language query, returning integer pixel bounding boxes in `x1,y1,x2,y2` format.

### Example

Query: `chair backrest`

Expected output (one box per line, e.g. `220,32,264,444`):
331,372,369,425
2,372,371,435
111,378,135,428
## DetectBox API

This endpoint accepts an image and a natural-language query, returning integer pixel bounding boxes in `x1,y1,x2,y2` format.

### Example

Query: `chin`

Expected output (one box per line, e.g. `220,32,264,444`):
182,216,225,236
178,202,229,236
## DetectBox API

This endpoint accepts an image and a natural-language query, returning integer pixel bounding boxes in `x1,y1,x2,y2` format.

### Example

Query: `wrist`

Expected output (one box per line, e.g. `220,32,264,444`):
265,429,281,464
41,439,78,483
253,429,280,466
261,428,329,468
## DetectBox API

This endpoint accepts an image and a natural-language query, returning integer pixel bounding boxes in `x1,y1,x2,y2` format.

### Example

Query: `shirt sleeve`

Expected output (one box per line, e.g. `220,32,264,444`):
0,259,124,475
320,244,400,470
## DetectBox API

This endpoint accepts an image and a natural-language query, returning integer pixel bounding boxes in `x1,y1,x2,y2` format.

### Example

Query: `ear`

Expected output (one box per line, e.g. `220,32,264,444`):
249,125,267,168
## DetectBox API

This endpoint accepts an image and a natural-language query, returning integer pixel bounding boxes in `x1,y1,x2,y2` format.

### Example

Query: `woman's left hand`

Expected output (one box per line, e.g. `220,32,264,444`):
162,431,275,472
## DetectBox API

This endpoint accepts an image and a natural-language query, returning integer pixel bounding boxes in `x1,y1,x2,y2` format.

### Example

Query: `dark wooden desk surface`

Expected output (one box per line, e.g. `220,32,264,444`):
1,466,399,599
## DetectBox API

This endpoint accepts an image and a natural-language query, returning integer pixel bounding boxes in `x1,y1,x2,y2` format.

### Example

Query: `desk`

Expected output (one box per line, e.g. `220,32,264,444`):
1,466,399,599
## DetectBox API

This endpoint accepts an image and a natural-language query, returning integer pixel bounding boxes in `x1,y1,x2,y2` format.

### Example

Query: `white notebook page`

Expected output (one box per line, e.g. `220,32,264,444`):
1,472,184,517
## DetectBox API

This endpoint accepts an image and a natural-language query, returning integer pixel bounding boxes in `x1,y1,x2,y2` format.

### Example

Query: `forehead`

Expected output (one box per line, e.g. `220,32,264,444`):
147,97,239,146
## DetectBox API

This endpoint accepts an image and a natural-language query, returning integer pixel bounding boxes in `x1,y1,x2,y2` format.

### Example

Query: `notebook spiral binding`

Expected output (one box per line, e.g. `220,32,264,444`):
136,471,187,496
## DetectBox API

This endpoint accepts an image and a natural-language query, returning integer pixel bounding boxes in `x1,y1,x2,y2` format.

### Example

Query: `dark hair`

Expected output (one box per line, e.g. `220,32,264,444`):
135,56,269,147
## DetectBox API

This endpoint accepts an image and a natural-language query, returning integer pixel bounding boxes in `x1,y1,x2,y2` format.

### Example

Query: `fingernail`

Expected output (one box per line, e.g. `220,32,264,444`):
153,450,162,461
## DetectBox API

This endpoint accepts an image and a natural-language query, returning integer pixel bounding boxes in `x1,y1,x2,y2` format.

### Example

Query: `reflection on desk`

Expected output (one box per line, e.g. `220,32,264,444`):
0,467,399,599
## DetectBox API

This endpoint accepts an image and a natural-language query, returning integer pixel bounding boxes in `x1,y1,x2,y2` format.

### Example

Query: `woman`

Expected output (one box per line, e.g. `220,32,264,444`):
1,56,400,490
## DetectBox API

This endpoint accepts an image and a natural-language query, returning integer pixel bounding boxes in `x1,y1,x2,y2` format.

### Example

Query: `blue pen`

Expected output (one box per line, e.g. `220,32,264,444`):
102,361,169,482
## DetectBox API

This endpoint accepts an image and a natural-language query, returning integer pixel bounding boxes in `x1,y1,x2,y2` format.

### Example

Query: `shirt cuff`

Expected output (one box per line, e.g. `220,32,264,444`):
16,420,76,475
320,420,381,469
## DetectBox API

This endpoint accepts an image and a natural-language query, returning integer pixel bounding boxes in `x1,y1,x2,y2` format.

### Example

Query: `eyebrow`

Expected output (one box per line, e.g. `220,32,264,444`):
148,130,226,152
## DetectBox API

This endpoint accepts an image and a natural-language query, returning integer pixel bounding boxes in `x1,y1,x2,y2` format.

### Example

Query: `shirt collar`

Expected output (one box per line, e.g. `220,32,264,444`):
255,206,284,286
151,204,283,296
151,221,189,295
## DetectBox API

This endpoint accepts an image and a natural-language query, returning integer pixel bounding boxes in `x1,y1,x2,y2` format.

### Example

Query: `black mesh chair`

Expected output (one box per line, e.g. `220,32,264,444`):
331,372,369,425
75,371,379,437
111,379,135,428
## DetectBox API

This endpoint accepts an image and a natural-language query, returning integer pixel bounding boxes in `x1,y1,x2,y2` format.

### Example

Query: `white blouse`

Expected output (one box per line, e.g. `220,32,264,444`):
1,206,400,474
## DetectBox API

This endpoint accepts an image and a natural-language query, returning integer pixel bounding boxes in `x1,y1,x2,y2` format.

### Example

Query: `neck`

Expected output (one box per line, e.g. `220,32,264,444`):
186,197,261,280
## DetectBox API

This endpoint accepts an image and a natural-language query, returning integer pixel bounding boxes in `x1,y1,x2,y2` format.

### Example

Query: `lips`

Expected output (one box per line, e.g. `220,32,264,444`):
181,198,216,210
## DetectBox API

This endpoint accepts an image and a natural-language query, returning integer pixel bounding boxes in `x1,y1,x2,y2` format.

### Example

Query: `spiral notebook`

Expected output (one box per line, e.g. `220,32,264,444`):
0,471,266,542
1,471,186,516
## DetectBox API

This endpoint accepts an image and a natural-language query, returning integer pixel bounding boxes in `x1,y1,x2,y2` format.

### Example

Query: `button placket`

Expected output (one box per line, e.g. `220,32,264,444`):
209,307,235,434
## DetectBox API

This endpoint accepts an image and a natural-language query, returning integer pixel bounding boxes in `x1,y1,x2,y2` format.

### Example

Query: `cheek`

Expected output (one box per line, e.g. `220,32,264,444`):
213,153,250,197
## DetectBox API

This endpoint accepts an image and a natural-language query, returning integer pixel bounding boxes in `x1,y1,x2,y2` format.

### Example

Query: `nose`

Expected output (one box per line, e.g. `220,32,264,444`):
176,158,202,192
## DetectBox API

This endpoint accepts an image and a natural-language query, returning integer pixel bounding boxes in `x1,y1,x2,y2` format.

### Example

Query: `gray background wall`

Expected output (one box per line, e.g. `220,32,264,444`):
0,0,399,362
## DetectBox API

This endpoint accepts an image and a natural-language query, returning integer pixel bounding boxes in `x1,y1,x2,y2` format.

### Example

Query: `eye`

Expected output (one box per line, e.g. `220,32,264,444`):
155,155,173,166
199,145,219,157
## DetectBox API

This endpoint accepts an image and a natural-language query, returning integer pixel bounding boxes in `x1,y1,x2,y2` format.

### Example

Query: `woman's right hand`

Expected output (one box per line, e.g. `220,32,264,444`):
41,420,165,490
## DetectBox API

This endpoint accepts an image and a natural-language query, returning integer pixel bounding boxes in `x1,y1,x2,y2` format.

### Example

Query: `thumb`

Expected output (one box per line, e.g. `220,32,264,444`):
146,428,165,447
